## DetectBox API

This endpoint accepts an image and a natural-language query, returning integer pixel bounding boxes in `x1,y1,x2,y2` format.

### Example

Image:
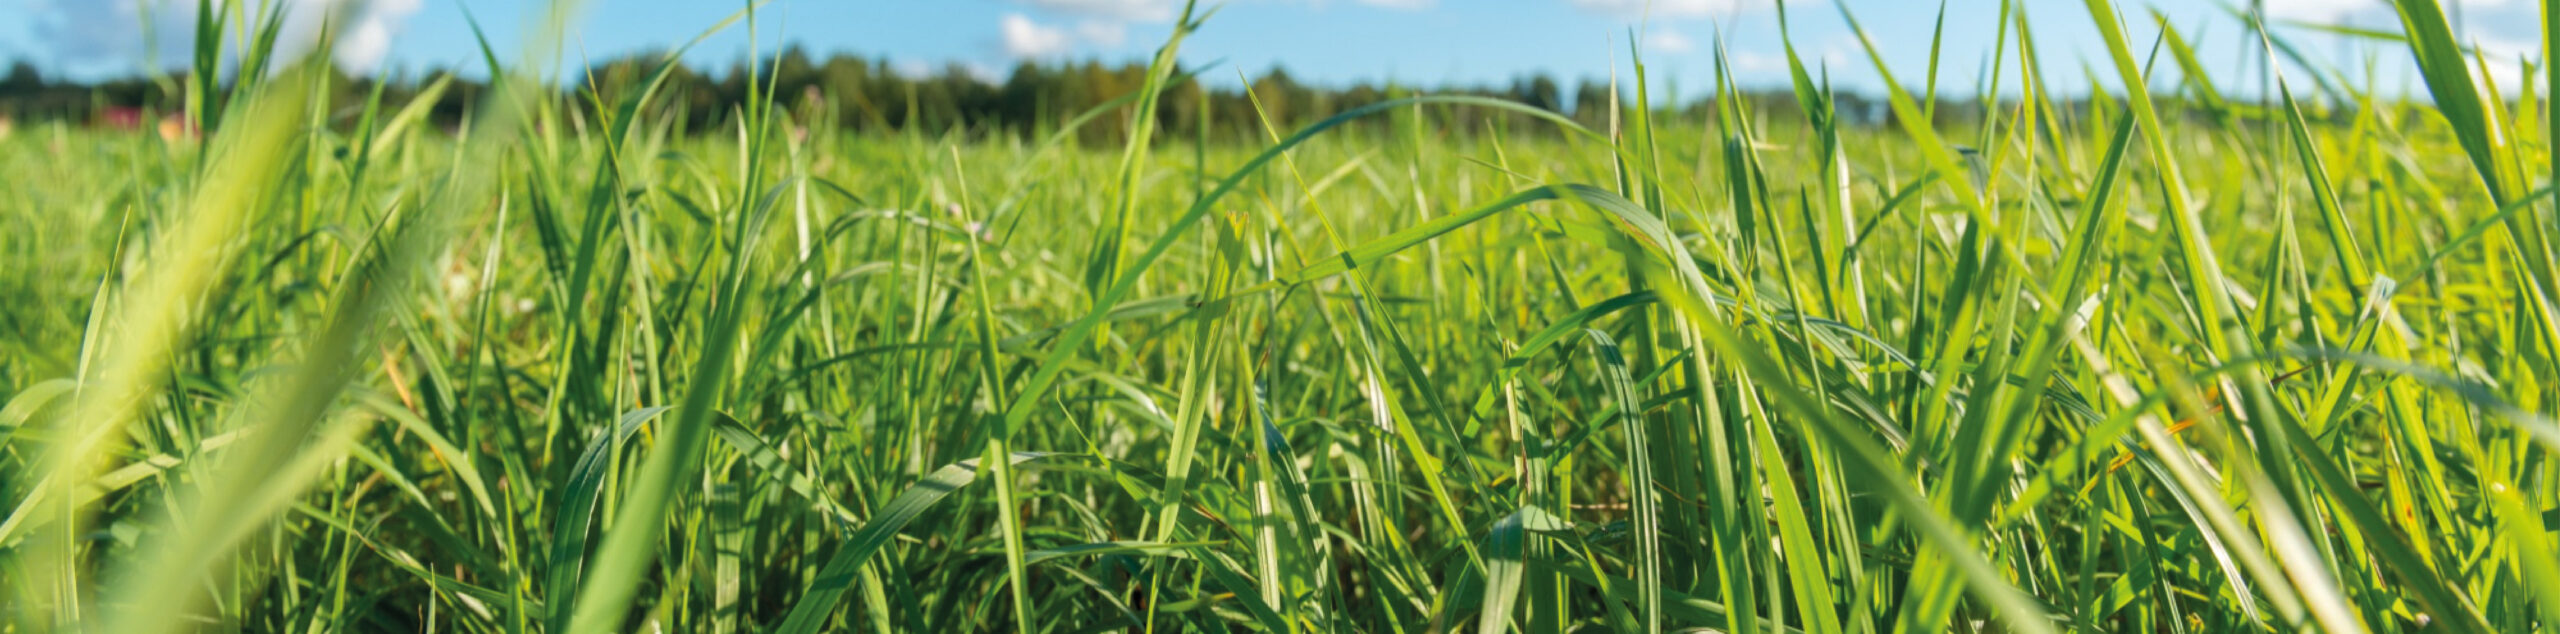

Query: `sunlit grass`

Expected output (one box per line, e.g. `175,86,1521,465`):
6,0,2560,632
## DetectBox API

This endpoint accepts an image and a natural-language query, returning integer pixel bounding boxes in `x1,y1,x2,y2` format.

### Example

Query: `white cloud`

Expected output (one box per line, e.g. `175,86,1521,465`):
1019,0,1179,22
1567,0,1786,19
2258,0,2510,21
964,62,1007,84
1001,13,1079,59
2472,31,2537,58
1076,20,1128,48
892,59,935,79
1000,13,1144,59
307,0,422,74
1730,50,1785,74
2256,0,2380,21
2257,0,2533,90
2467,31,2537,88
25,0,172,69
1645,30,1694,54
26,0,420,75
1727,40,1850,75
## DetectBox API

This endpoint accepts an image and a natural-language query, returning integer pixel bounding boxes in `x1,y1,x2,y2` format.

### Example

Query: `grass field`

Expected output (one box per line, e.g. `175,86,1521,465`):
8,0,2560,632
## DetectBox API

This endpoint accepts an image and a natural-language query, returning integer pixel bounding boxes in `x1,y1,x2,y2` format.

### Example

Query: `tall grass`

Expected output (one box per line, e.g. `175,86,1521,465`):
6,0,2560,631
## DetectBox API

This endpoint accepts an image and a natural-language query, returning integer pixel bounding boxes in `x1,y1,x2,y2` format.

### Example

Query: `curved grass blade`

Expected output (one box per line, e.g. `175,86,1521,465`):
1580,329,1659,633
543,406,671,632
771,452,1061,634
1475,505,1566,634
0,379,74,455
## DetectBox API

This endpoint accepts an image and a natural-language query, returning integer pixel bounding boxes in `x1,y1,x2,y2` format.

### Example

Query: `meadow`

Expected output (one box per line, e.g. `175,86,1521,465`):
6,1,2560,632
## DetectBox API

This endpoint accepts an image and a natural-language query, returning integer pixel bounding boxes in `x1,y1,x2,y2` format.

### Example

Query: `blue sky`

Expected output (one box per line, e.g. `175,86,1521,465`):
1,0,2544,99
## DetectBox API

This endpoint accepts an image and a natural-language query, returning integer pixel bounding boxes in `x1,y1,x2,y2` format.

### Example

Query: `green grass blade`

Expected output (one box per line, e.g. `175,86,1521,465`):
772,452,1061,634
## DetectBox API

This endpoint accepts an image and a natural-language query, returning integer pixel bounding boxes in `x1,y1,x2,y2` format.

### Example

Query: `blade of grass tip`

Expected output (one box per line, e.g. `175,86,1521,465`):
2150,10,2234,125
186,0,218,138
1924,0,1948,121
1627,27,1665,213
2080,0,2241,355
1832,0,1986,216
1128,24,1249,629
1086,0,1203,297
2263,48,2372,295
1777,1,1864,329
1974,0,2015,154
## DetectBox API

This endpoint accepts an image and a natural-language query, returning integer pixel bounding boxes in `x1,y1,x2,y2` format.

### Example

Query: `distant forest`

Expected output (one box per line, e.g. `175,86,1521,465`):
0,46,1954,143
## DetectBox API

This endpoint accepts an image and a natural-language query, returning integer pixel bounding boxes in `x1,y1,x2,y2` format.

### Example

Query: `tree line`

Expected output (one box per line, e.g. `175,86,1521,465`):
0,47,1945,143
